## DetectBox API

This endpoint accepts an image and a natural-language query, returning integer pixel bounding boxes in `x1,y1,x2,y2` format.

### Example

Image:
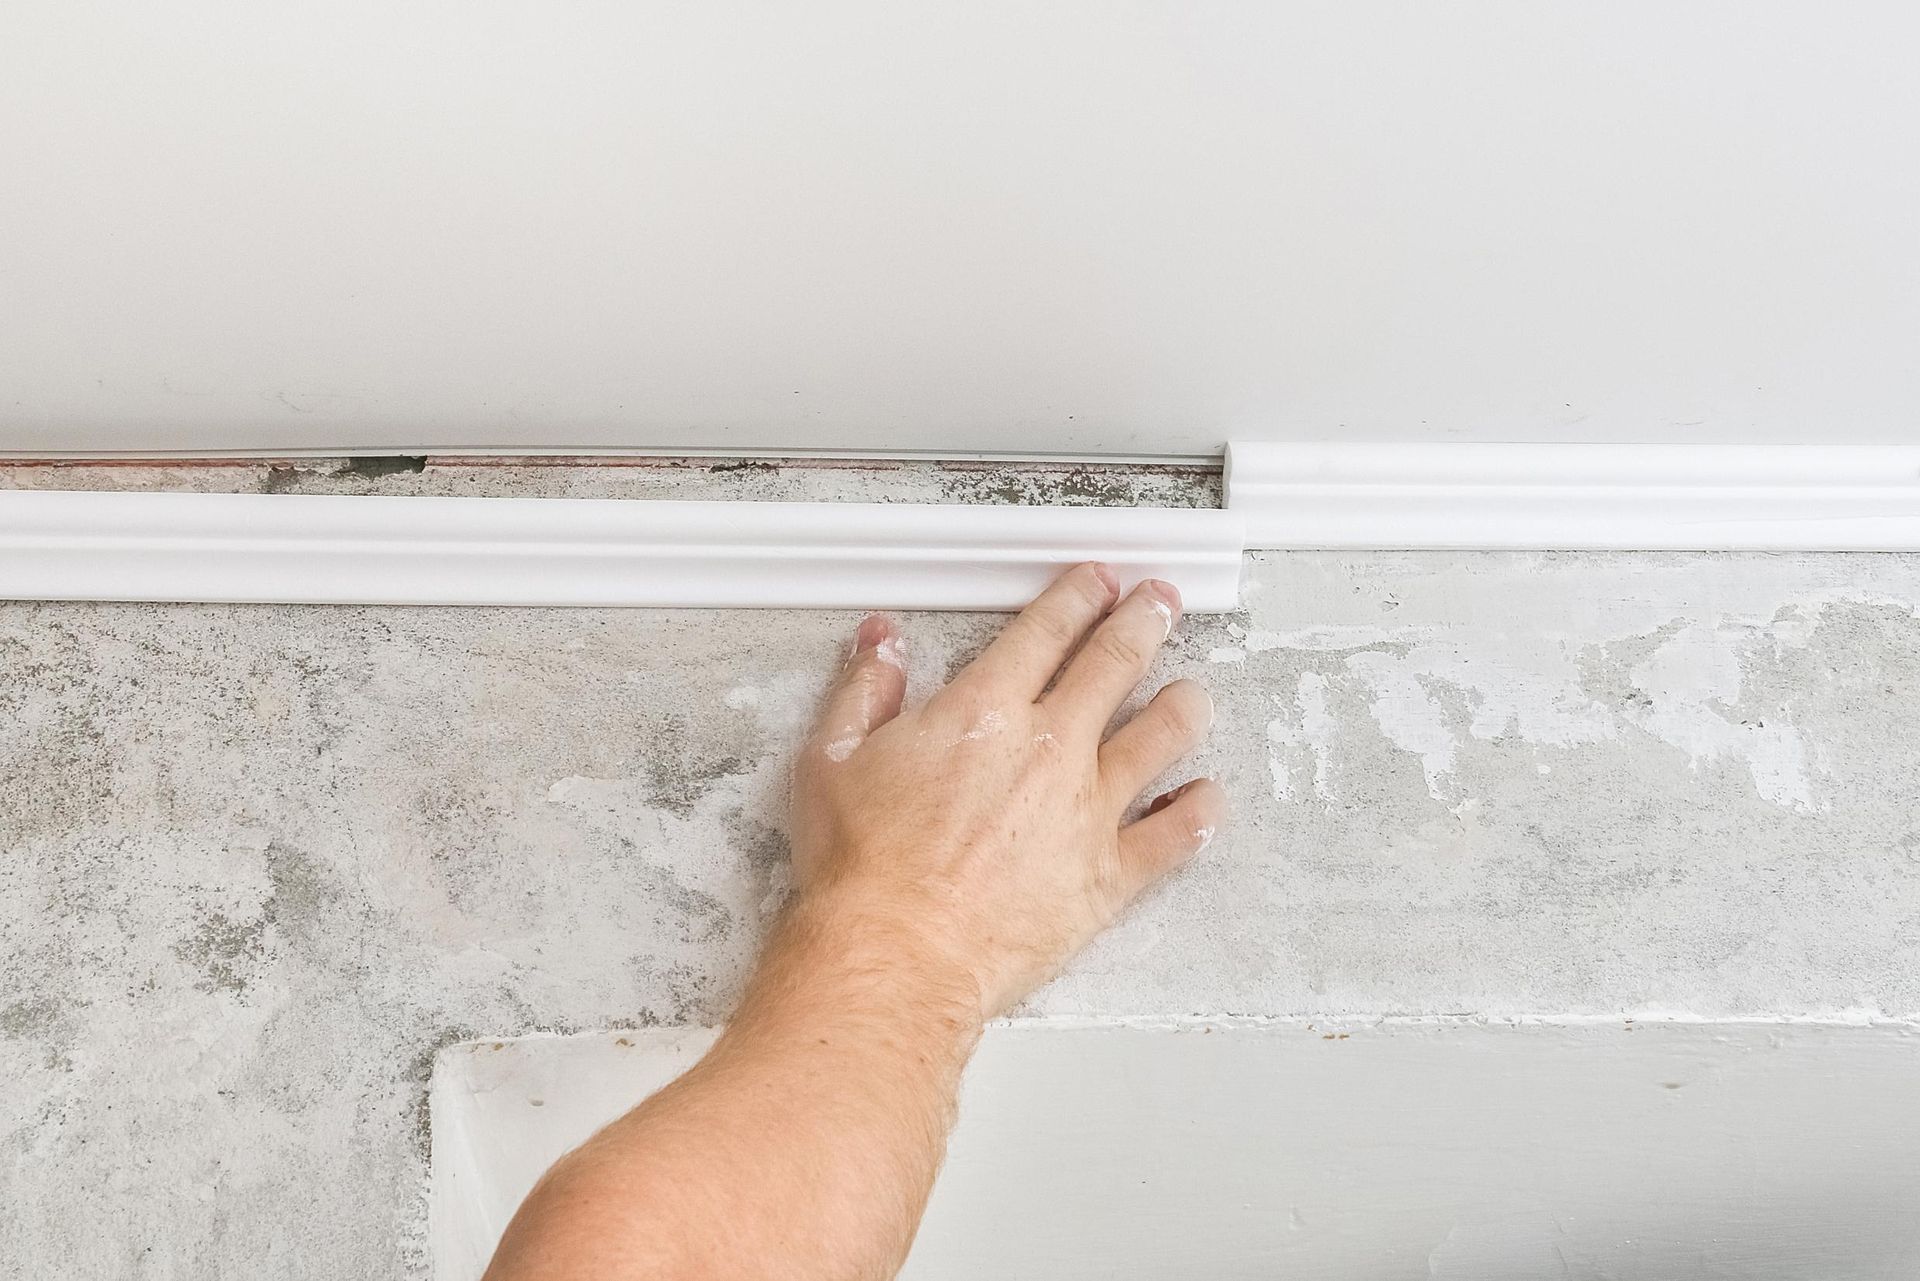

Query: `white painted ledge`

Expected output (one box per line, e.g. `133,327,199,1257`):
0,490,1246,612
1228,442,1920,550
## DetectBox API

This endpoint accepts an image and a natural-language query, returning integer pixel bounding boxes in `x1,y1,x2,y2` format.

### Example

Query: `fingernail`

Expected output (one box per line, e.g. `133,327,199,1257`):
1086,562,1121,601
1148,781,1190,814
1143,579,1183,616
856,615,889,649
846,614,889,666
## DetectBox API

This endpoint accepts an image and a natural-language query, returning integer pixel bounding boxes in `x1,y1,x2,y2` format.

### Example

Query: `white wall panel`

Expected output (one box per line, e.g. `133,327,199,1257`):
431,1022,1920,1280
5,3,1916,457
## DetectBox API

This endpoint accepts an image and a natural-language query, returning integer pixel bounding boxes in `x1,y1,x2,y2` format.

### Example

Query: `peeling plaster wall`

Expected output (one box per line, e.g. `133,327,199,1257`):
3,460,1918,1276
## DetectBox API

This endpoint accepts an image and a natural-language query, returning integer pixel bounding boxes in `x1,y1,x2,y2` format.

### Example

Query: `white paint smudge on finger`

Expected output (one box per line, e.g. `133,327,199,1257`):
1148,597,1175,639
874,635,907,670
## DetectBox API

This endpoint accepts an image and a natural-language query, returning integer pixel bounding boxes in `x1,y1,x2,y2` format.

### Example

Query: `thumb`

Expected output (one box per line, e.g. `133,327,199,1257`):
811,614,908,764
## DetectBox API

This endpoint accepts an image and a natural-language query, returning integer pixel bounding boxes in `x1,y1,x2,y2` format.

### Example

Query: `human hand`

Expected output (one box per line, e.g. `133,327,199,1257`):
787,562,1224,1020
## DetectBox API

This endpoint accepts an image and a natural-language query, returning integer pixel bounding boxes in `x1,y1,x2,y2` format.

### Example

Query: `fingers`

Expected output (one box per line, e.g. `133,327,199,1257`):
1098,678,1213,803
1043,579,1182,733
959,562,1120,699
1116,777,1225,894
809,614,908,764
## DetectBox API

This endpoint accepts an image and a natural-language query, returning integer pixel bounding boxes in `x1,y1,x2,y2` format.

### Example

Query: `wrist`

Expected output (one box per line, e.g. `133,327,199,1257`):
730,887,986,1056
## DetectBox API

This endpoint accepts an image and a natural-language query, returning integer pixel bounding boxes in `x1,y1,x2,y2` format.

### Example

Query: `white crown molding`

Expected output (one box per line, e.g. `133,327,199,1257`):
9,443,1911,615
0,490,1246,612
1227,442,1920,550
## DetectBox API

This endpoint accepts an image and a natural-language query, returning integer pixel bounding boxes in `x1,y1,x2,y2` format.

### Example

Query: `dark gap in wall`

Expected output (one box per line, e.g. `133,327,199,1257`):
341,456,427,480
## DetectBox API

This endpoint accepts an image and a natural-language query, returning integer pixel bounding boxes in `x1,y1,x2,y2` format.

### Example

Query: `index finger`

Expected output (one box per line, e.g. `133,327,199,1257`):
955,562,1120,700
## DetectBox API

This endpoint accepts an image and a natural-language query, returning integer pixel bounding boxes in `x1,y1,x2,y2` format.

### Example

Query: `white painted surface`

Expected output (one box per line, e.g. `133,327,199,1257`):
0,489,1245,610
5,2,1918,457
430,1021,1920,1281
1228,442,1920,549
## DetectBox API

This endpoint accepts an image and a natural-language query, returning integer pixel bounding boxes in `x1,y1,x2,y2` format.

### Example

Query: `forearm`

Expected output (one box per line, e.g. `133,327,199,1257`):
485,894,983,1281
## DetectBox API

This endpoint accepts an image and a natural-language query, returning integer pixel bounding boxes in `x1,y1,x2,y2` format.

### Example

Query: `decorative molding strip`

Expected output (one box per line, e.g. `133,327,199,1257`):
0,491,1246,612
1227,442,1920,550
12,443,1904,613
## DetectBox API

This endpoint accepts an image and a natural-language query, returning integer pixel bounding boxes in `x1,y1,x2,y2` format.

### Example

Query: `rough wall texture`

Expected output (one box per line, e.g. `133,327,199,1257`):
3,460,1918,1277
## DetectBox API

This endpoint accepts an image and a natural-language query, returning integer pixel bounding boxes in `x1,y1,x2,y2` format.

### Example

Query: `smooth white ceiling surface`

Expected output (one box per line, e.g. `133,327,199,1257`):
4,2,1916,457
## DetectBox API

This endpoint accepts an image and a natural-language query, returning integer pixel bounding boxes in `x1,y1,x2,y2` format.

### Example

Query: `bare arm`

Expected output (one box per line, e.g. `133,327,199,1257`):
484,563,1225,1281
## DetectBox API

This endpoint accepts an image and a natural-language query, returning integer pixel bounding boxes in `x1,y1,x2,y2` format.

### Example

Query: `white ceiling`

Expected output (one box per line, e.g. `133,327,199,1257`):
4,1,1916,458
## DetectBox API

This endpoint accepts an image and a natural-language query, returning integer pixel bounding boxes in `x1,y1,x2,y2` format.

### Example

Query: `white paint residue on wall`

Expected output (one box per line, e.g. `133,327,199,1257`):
1266,672,1339,806
1264,711,1295,804
721,669,820,743
1250,570,1851,813
1343,653,1459,801
1627,620,1819,813
1767,604,1822,652
543,775,602,806
1330,635,1619,801
1243,625,1403,654
1296,673,1338,805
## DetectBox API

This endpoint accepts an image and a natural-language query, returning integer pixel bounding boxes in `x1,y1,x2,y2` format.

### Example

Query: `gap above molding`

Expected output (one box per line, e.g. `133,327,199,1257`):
1227,442,1920,550
0,490,1246,612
